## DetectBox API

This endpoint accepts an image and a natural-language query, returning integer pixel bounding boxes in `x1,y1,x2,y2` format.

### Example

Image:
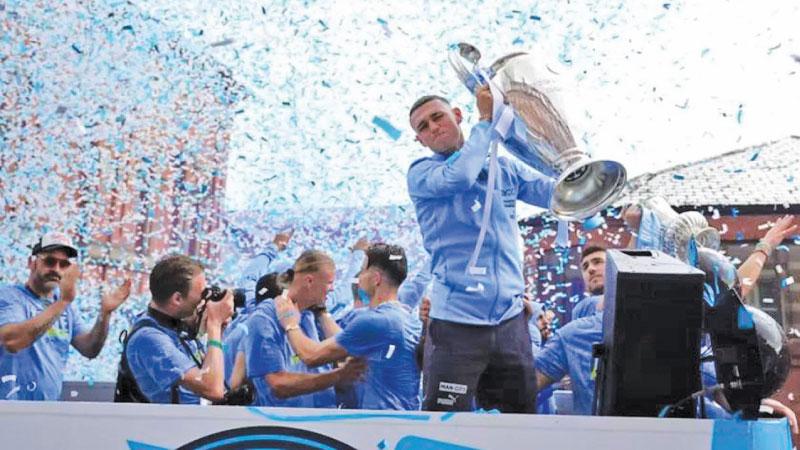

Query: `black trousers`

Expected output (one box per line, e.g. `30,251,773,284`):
422,312,537,413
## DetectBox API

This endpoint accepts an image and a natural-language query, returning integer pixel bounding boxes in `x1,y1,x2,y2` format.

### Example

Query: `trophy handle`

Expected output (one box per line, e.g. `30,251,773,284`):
448,43,491,93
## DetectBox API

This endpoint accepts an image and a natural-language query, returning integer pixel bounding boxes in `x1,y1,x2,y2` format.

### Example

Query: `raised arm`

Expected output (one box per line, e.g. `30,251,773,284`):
737,216,797,298
276,295,348,367
407,122,493,199
72,279,132,358
324,238,367,319
0,265,79,353
178,291,234,402
398,258,432,309
514,160,555,209
0,299,70,353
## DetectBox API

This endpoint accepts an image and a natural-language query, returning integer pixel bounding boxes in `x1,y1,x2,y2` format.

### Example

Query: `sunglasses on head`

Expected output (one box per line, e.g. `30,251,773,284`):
40,255,72,269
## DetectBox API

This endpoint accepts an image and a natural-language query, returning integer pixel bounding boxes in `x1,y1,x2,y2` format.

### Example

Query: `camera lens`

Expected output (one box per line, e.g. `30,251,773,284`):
202,285,225,302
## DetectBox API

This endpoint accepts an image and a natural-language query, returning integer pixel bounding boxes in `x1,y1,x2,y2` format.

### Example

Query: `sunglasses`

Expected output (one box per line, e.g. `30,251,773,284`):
40,255,72,269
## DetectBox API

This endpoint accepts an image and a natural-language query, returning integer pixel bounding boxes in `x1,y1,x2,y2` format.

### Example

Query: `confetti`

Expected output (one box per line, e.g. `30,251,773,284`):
371,116,402,141
2,0,797,386
582,215,605,231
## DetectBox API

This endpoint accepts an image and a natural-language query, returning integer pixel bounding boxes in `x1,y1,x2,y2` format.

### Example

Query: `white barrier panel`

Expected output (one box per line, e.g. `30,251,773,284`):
0,401,789,450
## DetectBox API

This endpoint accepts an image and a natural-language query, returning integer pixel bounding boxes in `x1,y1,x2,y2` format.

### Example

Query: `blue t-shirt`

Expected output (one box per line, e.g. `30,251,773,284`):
0,284,88,401
335,302,422,410
334,308,366,409
535,313,603,415
244,301,336,408
526,303,544,358
571,295,601,321
126,314,205,404
222,313,250,385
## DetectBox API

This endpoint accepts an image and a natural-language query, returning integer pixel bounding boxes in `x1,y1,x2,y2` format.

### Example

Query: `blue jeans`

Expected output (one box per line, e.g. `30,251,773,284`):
422,312,537,412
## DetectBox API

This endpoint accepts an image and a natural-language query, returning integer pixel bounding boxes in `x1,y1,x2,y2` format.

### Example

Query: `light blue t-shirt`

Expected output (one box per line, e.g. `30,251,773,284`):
535,313,603,416
0,284,89,401
222,314,250,385
571,295,601,321
244,301,336,408
334,308,366,409
126,314,205,404
335,302,422,410
526,302,544,357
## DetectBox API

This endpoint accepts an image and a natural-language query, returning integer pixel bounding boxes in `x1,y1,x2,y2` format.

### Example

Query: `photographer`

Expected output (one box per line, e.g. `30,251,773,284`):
115,255,233,404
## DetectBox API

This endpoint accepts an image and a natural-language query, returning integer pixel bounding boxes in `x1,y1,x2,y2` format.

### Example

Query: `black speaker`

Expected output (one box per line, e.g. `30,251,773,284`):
595,249,705,417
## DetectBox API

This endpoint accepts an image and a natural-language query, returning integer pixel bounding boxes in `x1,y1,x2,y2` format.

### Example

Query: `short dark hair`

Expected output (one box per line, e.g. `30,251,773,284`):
409,95,450,117
149,255,204,305
364,243,408,287
581,244,607,262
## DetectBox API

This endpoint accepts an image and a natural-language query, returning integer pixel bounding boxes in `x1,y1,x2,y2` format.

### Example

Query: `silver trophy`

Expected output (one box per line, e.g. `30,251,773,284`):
640,196,721,262
448,43,627,221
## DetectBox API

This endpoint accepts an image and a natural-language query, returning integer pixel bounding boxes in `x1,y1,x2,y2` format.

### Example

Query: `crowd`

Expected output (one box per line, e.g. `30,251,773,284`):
0,88,797,432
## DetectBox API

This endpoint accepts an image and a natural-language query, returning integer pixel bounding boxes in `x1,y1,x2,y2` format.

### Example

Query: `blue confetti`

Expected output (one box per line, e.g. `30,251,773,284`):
372,116,402,140
582,215,605,231
672,174,685,180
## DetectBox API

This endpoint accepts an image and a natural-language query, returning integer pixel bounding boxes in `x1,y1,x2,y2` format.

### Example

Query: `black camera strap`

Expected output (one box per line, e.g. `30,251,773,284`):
116,308,206,404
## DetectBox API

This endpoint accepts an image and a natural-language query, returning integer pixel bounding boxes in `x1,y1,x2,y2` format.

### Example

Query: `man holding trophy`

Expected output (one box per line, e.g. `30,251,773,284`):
407,43,627,412
406,85,555,412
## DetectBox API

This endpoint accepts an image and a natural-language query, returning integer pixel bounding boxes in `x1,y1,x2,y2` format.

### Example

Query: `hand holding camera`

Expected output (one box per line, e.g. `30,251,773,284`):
201,286,234,328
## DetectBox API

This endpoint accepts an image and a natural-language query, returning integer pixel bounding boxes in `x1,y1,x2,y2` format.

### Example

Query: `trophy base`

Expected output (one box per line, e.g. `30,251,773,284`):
550,159,627,221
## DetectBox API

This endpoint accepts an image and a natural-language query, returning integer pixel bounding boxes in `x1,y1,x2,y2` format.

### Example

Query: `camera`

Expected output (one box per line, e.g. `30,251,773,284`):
202,285,247,309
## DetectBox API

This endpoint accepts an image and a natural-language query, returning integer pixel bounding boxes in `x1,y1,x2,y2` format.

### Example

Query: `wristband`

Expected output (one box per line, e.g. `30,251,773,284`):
284,324,300,333
755,240,774,259
208,339,224,350
278,310,298,321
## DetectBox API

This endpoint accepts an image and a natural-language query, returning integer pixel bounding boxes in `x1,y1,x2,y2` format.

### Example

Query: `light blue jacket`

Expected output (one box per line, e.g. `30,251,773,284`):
407,121,554,325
